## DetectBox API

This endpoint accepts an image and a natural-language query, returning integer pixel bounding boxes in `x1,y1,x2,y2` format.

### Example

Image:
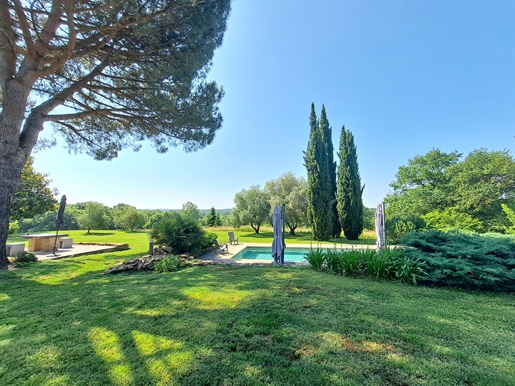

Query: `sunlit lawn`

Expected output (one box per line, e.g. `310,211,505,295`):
0,230,513,385
208,226,376,246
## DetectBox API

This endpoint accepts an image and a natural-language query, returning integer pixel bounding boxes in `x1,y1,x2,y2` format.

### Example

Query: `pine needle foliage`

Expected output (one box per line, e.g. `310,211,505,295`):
400,230,515,292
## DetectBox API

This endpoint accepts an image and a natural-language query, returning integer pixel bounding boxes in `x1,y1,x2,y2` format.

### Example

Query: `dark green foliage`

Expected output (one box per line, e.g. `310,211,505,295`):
304,104,333,240
386,215,425,244
154,256,180,273
305,248,426,284
337,126,364,240
12,251,37,264
10,157,58,221
386,149,515,232
400,230,515,292
204,207,217,227
151,213,214,254
319,106,341,237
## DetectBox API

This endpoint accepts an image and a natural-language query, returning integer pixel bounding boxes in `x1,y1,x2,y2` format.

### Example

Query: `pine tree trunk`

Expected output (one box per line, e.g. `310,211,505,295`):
0,78,38,269
0,153,26,269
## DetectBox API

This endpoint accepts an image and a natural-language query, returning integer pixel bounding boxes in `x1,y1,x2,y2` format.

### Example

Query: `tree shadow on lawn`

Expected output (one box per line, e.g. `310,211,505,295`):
0,265,512,385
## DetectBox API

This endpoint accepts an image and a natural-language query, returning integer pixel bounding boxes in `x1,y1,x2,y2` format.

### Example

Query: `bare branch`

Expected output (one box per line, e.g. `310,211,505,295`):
12,0,36,58
34,0,64,58
0,1,17,84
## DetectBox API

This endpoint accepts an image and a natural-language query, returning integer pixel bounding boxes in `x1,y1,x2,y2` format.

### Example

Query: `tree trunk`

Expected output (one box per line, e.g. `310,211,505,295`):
289,227,296,236
0,154,26,269
251,224,260,234
0,78,39,269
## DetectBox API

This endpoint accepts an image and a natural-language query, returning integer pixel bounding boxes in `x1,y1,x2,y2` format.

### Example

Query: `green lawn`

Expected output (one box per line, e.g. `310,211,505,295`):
207,226,376,246
0,231,513,385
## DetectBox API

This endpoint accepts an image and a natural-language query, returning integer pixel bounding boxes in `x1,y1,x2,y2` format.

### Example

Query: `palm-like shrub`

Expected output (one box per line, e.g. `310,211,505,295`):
151,213,215,255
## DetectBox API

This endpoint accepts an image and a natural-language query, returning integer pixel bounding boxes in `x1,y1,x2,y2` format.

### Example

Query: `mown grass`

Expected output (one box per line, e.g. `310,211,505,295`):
207,226,376,246
0,232,513,385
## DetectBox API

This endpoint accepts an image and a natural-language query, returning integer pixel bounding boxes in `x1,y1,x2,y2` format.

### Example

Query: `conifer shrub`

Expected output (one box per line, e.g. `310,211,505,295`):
400,230,515,292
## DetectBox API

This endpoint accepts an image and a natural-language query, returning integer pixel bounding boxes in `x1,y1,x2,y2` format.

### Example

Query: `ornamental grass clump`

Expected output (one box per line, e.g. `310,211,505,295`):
303,247,426,284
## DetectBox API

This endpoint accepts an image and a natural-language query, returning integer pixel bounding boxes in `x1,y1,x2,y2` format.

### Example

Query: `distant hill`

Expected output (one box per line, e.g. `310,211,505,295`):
151,208,233,216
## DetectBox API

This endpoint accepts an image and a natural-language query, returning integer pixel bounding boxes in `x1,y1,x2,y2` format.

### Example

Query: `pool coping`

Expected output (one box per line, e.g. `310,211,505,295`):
197,242,377,266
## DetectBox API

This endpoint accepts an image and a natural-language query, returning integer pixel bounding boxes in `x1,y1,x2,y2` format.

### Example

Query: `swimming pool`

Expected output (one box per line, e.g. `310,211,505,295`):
235,247,313,262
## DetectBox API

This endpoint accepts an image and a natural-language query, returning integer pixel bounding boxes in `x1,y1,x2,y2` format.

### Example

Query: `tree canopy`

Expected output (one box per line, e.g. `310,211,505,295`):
386,148,515,232
10,156,58,221
232,186,270,234
264,172,308,235
0,0,231,269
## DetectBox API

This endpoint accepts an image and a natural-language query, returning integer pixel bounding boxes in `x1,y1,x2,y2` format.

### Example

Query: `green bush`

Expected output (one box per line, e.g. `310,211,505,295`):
155,256,180,273
13,251,37,264
151,212,210,254
386,215,425,244
400,230,515,292
8,221,19,235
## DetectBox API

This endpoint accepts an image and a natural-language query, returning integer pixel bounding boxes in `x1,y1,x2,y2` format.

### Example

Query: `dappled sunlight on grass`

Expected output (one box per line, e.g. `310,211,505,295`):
28,345,62,370
133,331,194,385
88,327,133,385
133,331,183,357
182,286,255,310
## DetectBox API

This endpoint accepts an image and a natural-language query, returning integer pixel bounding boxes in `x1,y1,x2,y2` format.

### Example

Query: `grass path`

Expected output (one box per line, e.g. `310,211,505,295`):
0,231,513,385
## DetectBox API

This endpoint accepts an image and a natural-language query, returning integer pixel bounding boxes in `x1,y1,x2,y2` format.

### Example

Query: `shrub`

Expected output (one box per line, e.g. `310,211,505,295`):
151,212,209,254
386,215,425,244
155,256,180,273
13,251,37,264
400,230,515,292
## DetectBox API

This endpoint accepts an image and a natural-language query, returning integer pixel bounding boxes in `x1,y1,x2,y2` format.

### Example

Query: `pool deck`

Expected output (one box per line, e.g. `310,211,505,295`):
197,242,376,266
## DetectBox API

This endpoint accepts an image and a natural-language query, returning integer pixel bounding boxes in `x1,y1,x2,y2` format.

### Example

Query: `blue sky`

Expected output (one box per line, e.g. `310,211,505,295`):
33,0,514,210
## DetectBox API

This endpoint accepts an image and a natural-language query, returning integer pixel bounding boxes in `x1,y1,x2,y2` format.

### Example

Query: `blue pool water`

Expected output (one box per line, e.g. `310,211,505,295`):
235,247,313,262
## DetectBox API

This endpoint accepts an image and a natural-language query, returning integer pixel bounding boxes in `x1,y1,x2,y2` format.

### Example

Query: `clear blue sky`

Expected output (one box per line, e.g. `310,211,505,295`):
33,0,514,210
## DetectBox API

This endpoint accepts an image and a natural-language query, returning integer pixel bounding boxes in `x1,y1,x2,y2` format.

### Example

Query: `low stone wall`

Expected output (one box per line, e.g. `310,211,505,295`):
104,245,218,274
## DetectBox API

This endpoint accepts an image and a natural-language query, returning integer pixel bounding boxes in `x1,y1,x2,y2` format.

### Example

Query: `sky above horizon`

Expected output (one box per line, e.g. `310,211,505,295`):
32,0,514,210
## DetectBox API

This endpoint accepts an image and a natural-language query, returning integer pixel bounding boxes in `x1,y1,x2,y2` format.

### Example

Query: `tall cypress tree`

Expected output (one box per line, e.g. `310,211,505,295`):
337,126,364,240
304,103,332,241
319,105,341,238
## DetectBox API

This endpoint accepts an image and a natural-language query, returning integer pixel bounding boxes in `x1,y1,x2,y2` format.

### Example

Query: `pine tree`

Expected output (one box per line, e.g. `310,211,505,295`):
337,126,364,240
319,105,341,238
304,104,333,241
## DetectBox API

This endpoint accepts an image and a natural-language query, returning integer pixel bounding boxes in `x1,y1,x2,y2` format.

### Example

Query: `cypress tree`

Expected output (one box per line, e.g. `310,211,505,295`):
319,105,341,238
304,103,332,241
337,126,364,240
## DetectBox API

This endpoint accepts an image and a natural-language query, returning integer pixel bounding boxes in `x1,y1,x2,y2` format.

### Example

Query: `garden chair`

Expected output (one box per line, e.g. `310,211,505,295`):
228,232,239,245
213,239,228,254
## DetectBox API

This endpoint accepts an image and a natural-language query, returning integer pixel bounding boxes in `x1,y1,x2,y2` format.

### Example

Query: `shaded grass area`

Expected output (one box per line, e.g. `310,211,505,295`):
0,253,513,385
208,226,376,246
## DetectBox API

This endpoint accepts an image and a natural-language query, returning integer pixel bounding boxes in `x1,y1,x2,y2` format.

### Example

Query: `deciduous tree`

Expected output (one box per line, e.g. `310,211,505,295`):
232,186,270,234
10,156,58,221
77,202,112,234
0,0,231,269
264,172,308,235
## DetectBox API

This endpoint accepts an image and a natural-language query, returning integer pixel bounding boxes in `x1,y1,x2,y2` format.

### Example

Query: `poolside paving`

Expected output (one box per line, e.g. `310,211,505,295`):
32,244,128,261
197,242,376,266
